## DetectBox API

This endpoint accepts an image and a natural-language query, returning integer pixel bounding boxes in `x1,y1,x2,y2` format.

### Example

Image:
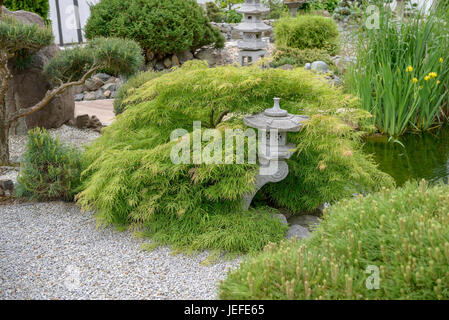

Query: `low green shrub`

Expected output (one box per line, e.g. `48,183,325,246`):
77,61,393,253
219,180,449,299
274,15,340,55
114,71,166,115
16,128,83,202
141,207,288,254
225,9,242,23
4,0,50,21
84,0,224,61
271,46,334,69
310,0,340,12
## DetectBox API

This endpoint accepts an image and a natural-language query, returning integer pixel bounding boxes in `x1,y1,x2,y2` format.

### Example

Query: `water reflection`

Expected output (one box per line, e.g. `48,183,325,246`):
363,127,449,186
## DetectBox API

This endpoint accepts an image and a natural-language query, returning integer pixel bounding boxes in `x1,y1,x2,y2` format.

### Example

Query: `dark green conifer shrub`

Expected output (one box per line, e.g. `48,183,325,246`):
84,0,225,60
77,61,393,253
205,1,225,23
4,0,50,21
16,128,83,202
274,15,340,55
219,180,449,299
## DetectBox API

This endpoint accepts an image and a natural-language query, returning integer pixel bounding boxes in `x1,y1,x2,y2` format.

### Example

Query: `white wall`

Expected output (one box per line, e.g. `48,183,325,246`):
49,0,100,46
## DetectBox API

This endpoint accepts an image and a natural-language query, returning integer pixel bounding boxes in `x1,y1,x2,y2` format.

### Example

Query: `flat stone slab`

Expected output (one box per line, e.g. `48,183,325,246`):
75,100,115,126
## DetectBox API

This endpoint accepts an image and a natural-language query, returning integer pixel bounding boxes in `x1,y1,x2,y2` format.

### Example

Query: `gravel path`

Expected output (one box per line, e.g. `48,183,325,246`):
1,125,239,300
0,202,239,300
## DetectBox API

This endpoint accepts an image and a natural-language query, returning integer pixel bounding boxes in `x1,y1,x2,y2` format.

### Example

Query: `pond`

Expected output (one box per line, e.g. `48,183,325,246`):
363,127,449,186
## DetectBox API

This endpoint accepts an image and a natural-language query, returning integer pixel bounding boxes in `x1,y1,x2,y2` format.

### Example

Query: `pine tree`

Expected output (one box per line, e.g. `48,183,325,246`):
0,7,143,164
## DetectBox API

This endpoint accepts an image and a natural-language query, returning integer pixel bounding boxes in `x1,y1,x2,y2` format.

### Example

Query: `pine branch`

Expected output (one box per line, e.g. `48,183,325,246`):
7,65,100,126
214,110,230,127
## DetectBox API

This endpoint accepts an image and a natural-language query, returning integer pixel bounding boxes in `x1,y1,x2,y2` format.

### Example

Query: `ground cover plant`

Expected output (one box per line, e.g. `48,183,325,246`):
84,0,224,62
219,180,449,299
77,61,393,253
274,15,340,55
16,128,82,201
349,4,449,136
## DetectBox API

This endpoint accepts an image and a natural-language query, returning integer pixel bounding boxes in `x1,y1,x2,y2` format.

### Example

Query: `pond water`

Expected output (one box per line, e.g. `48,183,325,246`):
363,127,449,186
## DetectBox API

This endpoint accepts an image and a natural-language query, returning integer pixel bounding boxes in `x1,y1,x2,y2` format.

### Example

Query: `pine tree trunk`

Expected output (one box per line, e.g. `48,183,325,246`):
0,50,12,164
0,120,9,165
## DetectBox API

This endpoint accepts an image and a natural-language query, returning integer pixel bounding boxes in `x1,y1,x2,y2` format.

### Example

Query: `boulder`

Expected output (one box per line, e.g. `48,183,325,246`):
93,73,111,82
73,84,86,95
103,90,111,98
2,7,43,26
195,48,217,67
83,92,97,101
4,7,75,135
0,179,14,191
105,77,117,85
272,213,288,225
89,115,103,132
286,225,311,240
85,77,104,91
163,57,172,69
74,94,84,101
171,54,180,67
75,114,90,129
177,50,194,64
95,89,105,100
102,83,116,92
0,179,14,197
309,61,330,73
154,62,165,72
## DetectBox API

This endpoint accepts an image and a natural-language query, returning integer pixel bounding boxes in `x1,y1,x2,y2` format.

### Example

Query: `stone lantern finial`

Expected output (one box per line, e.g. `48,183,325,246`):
242,98,309,210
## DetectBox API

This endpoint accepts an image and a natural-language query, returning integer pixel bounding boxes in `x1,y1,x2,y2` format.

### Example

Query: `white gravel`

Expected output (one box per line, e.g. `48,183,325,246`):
9,125,100,162
0,202,239,300
1,125,240,300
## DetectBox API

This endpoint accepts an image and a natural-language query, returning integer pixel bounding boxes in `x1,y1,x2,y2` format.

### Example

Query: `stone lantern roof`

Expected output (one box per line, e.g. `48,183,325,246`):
244,98,309,132
234,22,271,33
237,3,270,14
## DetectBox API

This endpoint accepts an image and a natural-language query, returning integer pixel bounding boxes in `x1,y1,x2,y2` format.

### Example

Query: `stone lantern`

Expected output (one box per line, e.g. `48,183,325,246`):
283,0,308,17
235,0,271,66
242,98,309,210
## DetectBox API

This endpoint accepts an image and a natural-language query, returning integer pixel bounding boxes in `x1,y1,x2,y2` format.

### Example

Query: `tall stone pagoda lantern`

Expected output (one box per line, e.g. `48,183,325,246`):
283,1,308,17
235,0,271,66
242,98,309,210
